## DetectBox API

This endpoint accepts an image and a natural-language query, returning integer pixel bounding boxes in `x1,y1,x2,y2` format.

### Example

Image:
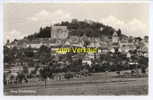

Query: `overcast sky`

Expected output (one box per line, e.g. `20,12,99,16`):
4,3,149,42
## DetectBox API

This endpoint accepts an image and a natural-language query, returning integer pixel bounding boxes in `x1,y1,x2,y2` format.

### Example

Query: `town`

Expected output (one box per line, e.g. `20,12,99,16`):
4,19,148,95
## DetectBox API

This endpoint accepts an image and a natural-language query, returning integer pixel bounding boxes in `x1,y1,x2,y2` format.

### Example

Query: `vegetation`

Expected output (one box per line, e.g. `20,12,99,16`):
4,19,148,86
25,20,123,39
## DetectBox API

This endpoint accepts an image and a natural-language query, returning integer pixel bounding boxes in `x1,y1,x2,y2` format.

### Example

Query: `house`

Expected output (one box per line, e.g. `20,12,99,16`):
119,42,136,53
87,37,101,48
16,39,29,49
6,40,18,48
67,36,83,47
28,42,43,49
82,56,92,66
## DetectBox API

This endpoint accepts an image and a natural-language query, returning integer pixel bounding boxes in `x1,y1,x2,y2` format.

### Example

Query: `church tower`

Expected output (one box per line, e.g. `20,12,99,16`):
112,31,120,53
112,31,119,43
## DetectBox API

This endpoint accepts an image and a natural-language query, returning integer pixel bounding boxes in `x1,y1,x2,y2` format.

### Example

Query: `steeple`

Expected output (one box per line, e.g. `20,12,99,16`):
112,31,119,43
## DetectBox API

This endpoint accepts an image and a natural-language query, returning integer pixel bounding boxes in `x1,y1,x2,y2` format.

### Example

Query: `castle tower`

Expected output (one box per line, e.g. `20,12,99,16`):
51,26,69,40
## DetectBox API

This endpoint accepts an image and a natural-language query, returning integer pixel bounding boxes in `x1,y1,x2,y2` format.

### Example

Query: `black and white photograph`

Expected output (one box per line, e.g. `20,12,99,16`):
3,2,149,95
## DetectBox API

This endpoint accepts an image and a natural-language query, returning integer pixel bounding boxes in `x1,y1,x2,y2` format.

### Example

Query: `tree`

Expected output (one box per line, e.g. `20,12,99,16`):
25,19,120,40
138,56,148,74
128,36,134,43
39,66,53,87
38,45,51,64
117,29,121,36
64,72,73,80
22,66,29,78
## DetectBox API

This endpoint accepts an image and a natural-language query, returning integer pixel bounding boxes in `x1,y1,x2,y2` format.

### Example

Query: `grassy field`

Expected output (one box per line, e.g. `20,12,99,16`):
4,72,148,95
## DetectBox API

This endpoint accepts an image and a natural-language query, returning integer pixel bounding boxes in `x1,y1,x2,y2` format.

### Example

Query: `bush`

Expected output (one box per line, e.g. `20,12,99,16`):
64,72,73,79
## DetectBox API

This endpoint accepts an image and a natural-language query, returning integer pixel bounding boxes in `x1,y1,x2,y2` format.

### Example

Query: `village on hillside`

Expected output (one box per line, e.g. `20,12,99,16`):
4,19,148,95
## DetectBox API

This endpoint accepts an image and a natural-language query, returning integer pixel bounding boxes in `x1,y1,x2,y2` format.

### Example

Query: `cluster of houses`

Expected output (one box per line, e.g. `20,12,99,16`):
4,25,149,84
4,25,148,72
5,25,148,57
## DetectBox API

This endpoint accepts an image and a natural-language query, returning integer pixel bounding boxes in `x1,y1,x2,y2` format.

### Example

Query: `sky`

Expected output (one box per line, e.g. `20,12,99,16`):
4,3,149,42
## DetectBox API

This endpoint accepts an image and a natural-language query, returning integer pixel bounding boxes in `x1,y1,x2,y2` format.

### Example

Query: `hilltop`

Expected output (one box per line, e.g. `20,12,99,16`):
24,19,125,40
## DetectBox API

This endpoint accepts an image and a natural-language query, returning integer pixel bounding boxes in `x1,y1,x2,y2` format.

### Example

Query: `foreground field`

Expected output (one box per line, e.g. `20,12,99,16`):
4,72,148,95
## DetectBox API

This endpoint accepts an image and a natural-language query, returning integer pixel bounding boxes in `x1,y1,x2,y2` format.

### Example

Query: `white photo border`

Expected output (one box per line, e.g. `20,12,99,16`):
0,0,152,100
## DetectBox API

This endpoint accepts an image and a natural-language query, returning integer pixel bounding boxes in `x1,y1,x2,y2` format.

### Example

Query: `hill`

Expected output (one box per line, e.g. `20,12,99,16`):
25,19,124,40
